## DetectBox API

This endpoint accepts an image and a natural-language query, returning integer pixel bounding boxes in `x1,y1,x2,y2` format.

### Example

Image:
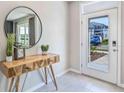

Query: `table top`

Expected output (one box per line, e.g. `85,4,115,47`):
0,53,60,78
1,53,59,69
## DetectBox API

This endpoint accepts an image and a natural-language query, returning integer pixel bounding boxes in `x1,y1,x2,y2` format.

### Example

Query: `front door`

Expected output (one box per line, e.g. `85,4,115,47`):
81,8,118,83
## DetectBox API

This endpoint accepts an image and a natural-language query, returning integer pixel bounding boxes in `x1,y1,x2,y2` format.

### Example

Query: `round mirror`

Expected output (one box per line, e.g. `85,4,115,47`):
4,6,42,49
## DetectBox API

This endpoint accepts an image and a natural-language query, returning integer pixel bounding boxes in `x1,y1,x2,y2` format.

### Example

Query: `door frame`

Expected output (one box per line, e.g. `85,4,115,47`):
80,2,122,87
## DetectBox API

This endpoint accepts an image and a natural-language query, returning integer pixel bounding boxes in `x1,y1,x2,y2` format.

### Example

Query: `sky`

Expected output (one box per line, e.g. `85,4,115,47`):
90,16,109,26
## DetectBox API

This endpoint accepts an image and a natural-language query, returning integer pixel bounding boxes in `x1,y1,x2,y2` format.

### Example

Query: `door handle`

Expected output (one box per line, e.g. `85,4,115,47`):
113,49,118,52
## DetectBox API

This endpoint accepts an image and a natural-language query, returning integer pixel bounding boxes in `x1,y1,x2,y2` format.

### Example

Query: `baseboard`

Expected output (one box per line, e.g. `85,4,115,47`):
117,83,124,88
68,68,81,74
56,69,70,77
25,68,70,92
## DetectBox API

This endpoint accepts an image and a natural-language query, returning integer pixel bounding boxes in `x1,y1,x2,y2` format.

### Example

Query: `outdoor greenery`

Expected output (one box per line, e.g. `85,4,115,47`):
41,45,49,52
93,48,108,51
6,34,15,56
101,39,108,45
90,38,108,53
90,45,108,52
91,46,96,53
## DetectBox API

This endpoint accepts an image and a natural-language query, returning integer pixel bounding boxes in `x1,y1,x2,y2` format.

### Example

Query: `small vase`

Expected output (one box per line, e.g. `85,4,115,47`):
6,56,13,62
42,51,47,55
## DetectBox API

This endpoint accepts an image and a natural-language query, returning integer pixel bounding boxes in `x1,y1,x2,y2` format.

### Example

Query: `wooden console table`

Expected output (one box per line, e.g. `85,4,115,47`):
0,53,60,92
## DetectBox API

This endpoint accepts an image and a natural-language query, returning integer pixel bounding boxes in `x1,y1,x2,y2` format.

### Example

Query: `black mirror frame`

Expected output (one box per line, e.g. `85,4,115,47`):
4,6,42,49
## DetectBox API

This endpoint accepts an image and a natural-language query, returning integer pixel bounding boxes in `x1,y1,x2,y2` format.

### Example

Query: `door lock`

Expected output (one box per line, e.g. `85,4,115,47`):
112,41,116,47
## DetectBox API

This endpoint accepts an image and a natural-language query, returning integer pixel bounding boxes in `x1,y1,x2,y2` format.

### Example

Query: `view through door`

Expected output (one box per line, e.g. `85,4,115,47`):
88,16,109,72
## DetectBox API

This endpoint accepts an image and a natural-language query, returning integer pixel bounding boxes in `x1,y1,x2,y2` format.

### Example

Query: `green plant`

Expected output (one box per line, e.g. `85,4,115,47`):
102,39,108,45
6,34,15,56
41,45,49,52
91,46,96,53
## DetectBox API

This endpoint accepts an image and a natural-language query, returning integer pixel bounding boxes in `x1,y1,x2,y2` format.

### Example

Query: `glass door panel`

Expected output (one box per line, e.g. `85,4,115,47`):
87,16,109,72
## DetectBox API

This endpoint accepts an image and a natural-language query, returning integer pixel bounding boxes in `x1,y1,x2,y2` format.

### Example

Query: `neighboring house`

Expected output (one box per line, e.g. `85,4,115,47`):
89,22,108,40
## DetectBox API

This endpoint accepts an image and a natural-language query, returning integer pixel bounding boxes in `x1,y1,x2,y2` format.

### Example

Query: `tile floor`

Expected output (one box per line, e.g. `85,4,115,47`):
35,71,124,92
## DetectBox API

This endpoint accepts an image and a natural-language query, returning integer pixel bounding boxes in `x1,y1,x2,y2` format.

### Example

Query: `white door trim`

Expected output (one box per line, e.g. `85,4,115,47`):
117,2,122,88
80,1,122,87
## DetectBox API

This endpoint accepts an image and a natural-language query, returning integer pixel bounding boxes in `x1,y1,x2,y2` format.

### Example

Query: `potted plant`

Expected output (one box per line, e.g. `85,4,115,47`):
41,44,49,55
6,34,15,62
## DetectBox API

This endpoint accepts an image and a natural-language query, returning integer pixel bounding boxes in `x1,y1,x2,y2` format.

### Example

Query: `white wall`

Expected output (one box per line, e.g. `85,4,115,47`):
68,2,81,71
68,1,91,72
0,1,69,91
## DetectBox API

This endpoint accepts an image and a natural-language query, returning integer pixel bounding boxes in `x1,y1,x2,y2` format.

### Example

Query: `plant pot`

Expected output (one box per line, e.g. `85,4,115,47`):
42,51,48,55
6,56,13,62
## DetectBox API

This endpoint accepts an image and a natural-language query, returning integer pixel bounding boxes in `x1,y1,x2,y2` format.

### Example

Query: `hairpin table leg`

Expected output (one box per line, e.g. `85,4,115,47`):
49,64,58,90
44,67,47,84
15,76,20,92
21,72,28,92
9,77,15,92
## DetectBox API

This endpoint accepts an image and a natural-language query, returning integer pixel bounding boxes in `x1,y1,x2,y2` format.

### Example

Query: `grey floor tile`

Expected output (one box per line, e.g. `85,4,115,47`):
35,71,124,92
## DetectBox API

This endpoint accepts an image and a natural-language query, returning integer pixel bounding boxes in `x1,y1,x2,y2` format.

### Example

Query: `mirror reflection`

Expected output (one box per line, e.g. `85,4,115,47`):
5,7,42,48
88,16,109,72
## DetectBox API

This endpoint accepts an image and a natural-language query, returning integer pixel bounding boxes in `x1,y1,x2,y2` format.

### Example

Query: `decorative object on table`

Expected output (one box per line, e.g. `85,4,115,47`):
14,47,25,60
14,42,25,60
6,34,15,62
41,44,49,55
